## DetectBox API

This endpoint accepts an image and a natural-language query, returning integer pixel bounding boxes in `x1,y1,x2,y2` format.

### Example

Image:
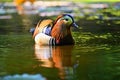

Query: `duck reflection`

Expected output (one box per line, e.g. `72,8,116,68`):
34,44,74,79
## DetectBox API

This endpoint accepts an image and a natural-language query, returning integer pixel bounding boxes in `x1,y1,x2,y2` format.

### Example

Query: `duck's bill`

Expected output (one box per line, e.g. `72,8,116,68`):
72,23,79,29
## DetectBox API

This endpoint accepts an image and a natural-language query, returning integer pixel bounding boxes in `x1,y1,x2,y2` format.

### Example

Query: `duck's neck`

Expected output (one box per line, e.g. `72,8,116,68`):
51,27,74,45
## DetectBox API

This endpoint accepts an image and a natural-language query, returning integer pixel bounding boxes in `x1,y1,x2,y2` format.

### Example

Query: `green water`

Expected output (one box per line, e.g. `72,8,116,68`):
0,34,120,80
0,14,120,80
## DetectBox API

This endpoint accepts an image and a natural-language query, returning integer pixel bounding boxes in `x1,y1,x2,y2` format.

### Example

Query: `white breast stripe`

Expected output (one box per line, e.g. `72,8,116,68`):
49,38,55,46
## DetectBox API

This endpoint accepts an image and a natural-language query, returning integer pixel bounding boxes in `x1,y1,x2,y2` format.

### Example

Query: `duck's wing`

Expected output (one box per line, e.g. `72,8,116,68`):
33,19,53,38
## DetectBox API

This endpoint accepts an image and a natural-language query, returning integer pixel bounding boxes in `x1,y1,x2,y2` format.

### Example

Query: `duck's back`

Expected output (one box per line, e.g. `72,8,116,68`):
33,19,53,38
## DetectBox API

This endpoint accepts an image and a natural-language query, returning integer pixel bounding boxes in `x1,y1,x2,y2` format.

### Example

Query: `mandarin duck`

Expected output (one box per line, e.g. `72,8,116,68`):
31,14,78,46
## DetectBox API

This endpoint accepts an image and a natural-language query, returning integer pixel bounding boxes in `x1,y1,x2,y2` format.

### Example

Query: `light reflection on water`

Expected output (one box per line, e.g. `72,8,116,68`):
0,74,46,80
34,44,74,80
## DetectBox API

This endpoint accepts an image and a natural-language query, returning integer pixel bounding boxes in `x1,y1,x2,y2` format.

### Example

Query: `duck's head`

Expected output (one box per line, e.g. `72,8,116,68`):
51,14,78,45
54,14,78,29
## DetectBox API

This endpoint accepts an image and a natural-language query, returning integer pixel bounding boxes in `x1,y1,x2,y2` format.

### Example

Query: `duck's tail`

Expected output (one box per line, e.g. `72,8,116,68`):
30,27,35,35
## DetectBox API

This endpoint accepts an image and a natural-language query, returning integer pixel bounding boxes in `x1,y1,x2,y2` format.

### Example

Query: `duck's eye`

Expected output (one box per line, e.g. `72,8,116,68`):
65,19,69,21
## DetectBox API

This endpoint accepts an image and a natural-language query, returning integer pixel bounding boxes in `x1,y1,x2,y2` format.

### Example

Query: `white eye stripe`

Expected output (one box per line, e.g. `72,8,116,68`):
57,16,73,23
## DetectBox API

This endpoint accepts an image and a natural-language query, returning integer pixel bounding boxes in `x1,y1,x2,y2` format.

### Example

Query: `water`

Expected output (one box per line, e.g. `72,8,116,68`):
0,14,120,80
